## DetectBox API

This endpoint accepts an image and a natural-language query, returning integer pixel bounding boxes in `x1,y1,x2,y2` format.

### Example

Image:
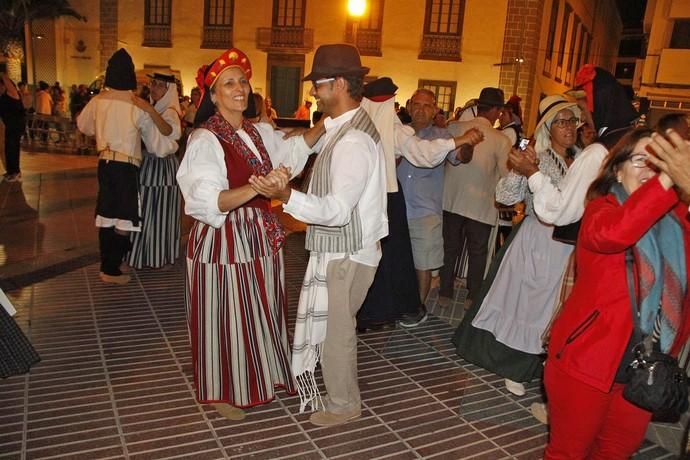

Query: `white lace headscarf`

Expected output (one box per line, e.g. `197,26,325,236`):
150,80,182,141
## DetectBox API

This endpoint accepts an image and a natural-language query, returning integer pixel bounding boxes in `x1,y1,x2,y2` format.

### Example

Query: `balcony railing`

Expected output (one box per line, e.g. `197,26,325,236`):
346,28,382,57
201,25,233,49
143,24,171,48
256,27,314,53
418,33,461,61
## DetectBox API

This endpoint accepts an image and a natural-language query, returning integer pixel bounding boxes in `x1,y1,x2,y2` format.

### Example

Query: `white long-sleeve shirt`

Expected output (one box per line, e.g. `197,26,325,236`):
283,107,388,267
176,122,312,228
528,143,608,225
360,97,457,192
77,89,178,161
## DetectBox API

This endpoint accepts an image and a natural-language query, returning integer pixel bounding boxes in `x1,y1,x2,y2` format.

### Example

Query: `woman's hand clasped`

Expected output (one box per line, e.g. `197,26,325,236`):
248,165,292,202
508,145,540,177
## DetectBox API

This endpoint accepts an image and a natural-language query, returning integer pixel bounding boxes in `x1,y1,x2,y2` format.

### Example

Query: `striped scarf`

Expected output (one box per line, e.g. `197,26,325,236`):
611,183,686,352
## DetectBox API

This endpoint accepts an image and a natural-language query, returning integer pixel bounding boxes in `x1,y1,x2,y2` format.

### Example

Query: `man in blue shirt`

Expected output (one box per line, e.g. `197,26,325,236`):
398,89,472,326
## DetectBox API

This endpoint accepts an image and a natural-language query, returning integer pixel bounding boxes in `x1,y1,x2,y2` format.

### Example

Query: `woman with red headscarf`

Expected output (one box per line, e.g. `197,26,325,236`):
177,48,322,420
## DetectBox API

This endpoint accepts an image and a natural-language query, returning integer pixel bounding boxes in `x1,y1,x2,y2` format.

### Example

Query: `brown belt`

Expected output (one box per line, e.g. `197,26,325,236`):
98,149,141,167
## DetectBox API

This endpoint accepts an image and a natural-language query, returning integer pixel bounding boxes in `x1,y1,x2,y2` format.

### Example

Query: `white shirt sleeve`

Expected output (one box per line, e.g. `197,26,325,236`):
283,132,373,227
529,143,608,225
394,120,456,168
76,99,95,136
253,122,313,178
162,107,182,142
139,110,179,158
176,129,228,228
496,171,527,206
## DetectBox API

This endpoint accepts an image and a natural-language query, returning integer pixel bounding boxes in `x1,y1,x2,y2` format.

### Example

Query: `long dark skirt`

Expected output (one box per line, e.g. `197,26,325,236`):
452,220,544,383
357,188,420,327
0,307,40,379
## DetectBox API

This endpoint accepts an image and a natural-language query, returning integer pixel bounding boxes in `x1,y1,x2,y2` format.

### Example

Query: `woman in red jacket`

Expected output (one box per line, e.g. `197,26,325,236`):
544,127,690,459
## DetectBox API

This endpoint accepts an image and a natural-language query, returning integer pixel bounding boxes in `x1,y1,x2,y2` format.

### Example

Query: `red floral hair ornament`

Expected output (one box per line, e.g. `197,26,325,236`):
574,64,597,113
194,64,209,107
204,48,252,89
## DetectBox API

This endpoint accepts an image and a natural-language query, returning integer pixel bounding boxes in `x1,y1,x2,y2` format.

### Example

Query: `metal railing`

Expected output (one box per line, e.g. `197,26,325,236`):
21,113,95,154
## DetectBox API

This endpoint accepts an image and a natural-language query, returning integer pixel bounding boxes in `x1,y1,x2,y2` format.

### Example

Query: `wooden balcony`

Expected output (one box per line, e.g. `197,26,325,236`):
142,24,171,48
418,33,461,62
201,25,233,49
256,27,314,54
346,28,382,57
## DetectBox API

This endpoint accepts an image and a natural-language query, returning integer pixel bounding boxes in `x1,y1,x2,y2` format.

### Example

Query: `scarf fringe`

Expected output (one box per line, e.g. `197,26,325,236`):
295,344,324,413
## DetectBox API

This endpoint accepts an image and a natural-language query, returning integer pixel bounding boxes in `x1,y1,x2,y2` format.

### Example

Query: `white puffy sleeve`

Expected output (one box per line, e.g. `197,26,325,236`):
176,129,228,228
162,107,182,142
76,98,96,136
529,143,608,225
394,121,456,168
496,171,527,206
253,122,313,178
138,110,179,158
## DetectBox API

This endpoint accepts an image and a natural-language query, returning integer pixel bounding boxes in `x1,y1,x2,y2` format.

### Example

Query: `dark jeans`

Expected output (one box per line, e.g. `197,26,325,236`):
4,129,22,175
440,211,492,301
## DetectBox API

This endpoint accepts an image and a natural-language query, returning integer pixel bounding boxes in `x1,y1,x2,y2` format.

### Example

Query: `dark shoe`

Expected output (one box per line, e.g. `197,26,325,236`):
356,321,396,333
399,307,429,328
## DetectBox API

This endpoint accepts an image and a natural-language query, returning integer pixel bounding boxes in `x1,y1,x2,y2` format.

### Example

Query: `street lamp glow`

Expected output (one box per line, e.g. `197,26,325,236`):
348,0,366,17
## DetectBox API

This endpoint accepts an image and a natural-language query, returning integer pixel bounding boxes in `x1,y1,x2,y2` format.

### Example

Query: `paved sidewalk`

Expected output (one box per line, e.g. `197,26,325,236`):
0,153,676,459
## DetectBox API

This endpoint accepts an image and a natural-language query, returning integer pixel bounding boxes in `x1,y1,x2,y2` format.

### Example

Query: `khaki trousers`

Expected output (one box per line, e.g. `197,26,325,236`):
322,256,377,413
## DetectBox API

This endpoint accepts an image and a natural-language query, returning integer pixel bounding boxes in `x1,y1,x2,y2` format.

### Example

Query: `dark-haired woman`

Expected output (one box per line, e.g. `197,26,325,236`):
544,128,690,458
176,48,322,420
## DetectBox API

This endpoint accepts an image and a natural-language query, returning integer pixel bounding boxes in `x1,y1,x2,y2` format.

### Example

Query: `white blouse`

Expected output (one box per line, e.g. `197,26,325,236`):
177,122,312,228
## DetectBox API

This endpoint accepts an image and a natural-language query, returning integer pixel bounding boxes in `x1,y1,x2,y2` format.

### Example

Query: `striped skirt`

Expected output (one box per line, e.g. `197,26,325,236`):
1,308,40,379
185,208,296,407
128,153,181,269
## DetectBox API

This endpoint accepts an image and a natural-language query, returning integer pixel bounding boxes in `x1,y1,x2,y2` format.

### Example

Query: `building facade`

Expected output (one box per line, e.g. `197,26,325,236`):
638,0,690,126
31,0,621,131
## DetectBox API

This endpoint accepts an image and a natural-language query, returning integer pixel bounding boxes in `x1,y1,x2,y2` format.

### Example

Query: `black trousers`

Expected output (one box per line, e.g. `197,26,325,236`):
4,128,22,175
99,227,131,275
439,211,492,301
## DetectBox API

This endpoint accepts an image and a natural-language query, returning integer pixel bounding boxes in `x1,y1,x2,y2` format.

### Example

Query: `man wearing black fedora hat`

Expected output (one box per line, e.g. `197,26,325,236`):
250,44,386,427
441,87,511,308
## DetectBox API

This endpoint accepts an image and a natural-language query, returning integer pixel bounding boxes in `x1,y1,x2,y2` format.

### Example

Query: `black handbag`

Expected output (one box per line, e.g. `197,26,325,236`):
552,220,581,245
621,250,689,419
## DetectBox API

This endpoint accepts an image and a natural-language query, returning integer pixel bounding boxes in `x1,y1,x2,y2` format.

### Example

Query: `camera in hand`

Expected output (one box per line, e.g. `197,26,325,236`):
518,137,529,151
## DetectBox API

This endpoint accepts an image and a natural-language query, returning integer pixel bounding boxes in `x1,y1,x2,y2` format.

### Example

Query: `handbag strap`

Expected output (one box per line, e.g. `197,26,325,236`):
625,248,645,347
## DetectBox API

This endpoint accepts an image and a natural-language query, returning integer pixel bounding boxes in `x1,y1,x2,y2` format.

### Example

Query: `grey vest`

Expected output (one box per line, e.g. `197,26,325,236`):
305,108,381,253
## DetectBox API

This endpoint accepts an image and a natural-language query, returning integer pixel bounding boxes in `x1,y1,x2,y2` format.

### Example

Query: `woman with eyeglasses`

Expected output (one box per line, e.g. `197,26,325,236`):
126,73,182,270
543,128,690,458
453,95,581,396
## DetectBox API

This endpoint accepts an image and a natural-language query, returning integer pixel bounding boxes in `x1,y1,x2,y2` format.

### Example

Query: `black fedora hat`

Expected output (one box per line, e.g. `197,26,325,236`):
146,72,176,83
363,77,398,98
303,44,369,81
477,87,505,107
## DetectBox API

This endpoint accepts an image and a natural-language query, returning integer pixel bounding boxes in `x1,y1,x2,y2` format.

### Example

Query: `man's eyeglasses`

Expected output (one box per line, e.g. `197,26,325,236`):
552,117,579,128
312,77,336,89
628,153,649,168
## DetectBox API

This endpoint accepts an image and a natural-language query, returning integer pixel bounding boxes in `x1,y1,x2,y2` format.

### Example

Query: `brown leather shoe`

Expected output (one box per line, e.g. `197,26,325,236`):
99,272,131,285
309,408,361,427
213,403,246,421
